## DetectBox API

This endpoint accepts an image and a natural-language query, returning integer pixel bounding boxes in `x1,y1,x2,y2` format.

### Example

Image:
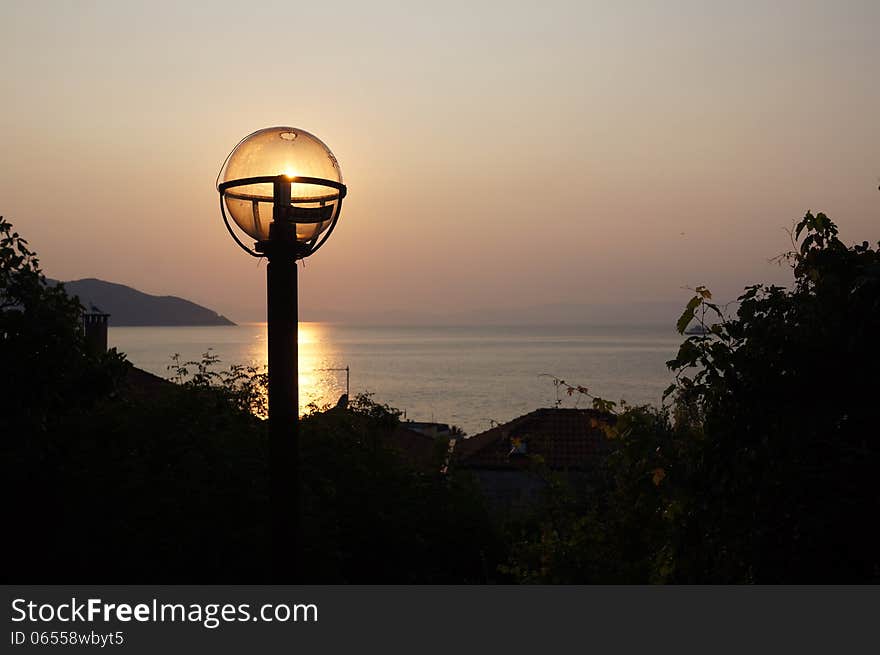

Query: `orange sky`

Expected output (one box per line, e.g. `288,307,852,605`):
1,1,877,323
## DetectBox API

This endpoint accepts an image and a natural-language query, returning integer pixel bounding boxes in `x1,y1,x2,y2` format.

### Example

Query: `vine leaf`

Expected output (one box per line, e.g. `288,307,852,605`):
676,295,702,334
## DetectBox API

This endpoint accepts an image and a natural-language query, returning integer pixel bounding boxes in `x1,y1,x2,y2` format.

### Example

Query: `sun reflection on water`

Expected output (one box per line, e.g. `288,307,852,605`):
245,322,347,416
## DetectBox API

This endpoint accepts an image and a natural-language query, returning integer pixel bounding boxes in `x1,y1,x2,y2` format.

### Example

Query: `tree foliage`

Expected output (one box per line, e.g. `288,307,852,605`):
2,216,498,582
6,208,877,583
168,350,269,418
0,215,128,432
661,211,880,582
504,211,880,583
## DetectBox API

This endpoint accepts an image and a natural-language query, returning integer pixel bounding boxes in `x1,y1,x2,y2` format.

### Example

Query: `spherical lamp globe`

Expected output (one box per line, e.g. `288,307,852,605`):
217,127,345,251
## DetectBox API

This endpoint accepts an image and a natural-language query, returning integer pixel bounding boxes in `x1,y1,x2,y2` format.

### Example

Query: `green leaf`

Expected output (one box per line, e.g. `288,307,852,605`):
676,296,702,334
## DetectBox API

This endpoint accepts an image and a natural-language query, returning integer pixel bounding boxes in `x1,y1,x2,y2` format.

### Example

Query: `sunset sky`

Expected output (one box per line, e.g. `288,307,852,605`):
1,0,877,323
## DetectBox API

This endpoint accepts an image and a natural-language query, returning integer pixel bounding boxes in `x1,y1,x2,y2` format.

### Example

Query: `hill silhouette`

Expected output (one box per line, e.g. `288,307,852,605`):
56,278,235,326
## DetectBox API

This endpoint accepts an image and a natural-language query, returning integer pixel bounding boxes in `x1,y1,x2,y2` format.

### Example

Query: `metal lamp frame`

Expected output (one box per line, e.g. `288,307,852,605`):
218,174,347,258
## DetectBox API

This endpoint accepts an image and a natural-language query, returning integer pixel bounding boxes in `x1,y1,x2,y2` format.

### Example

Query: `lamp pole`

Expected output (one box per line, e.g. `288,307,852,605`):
261,178,301,581
266,252,299,581
217,126,346,583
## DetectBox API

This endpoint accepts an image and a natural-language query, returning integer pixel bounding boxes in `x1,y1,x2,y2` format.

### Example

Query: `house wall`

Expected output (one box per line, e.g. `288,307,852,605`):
470,470,546,513
469,469,593,514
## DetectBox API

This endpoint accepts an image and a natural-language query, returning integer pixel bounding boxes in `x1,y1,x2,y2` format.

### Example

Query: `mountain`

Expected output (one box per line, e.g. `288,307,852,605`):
439,301,685,326
303,301,685,327
56,278,235,326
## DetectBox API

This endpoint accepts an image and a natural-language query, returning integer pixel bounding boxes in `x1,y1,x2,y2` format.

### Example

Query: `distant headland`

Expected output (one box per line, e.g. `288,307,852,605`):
54,278,235,327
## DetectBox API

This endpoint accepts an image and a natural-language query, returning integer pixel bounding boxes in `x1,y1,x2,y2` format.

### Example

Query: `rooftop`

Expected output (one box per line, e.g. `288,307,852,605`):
452,407,614,471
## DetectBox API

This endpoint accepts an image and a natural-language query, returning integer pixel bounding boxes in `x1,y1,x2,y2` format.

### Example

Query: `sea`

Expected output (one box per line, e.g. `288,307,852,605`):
109,323,682,436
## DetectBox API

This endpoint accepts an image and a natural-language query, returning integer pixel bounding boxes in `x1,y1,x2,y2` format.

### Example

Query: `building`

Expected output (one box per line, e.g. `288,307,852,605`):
451,407,614,511
384,424,445,473
402,421,457,441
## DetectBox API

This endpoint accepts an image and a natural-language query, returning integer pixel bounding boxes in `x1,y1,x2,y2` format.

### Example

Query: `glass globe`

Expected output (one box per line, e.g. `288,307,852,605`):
218,127,344,243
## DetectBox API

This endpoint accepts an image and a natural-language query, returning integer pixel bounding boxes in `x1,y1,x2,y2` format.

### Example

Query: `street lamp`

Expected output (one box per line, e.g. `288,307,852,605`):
217,126,347,581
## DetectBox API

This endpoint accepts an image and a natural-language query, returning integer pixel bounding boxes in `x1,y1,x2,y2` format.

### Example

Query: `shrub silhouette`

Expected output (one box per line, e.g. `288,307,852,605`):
503,212,880,583
1,216,497,583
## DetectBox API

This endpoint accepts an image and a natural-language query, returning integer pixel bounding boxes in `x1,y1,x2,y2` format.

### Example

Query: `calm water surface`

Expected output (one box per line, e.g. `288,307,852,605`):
110,323,682,436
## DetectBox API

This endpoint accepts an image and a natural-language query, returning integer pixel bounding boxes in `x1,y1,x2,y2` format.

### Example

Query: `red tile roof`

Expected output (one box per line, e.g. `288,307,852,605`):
452,408,614,471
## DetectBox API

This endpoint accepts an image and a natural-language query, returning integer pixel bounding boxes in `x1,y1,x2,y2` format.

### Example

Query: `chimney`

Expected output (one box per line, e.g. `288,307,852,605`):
83,305,110,354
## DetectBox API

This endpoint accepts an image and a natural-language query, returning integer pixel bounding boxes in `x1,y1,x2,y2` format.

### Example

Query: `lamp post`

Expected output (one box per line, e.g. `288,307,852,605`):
217,127,346,581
